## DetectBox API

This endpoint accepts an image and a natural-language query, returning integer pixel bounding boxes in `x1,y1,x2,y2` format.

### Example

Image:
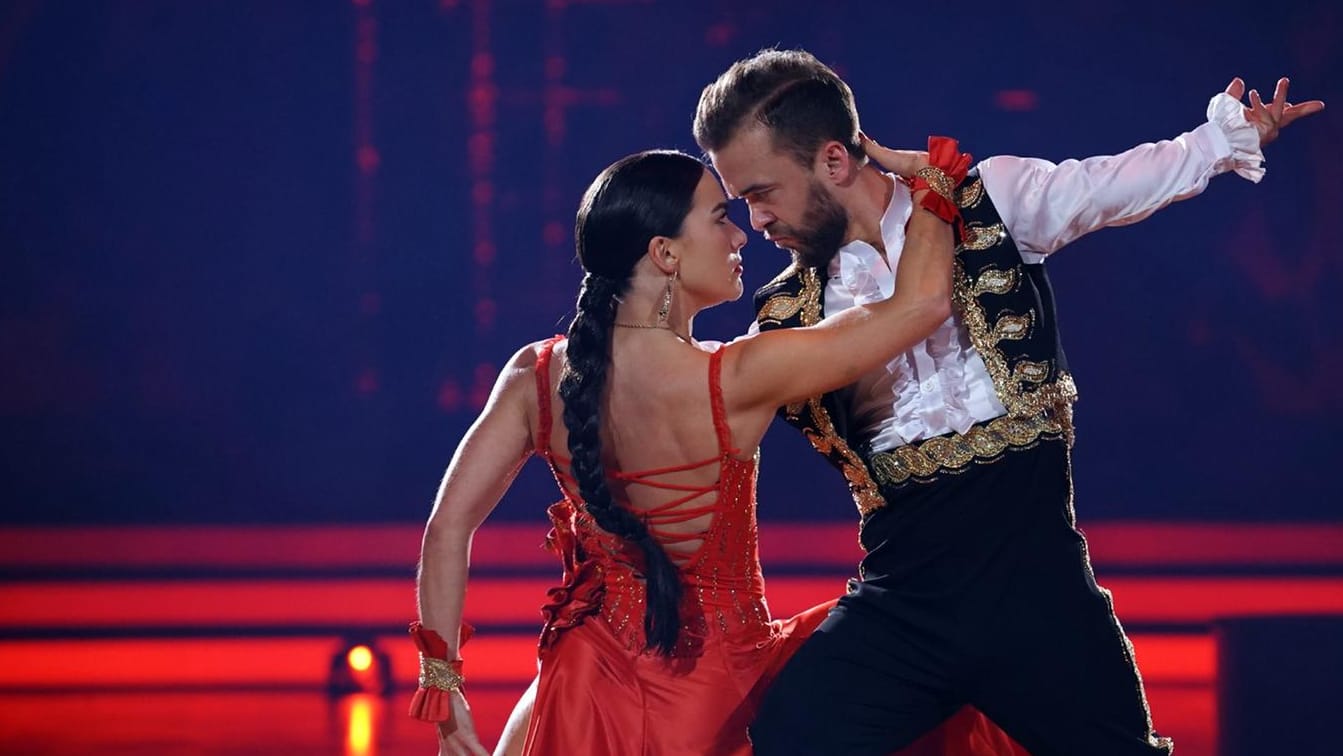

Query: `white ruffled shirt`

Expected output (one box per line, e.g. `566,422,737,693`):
812,93,1263,451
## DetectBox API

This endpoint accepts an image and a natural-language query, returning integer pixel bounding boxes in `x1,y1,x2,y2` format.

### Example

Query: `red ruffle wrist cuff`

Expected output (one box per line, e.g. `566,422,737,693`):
408,621,474,728
908,136,973,231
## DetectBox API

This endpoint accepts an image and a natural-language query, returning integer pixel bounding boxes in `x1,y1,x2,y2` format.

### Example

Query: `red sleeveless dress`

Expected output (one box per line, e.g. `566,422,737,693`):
522,337,1024,756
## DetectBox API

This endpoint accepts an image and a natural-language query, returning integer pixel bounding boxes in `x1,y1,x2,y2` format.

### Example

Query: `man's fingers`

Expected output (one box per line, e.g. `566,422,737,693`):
1273,77,1289,101
1281,100,1327,126
1225,77,1245,100
1271,78,1289,119
1248,88,1265,112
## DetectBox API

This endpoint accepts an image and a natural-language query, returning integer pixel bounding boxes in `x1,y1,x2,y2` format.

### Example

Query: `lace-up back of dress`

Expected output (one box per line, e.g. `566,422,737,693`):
533,336,772,654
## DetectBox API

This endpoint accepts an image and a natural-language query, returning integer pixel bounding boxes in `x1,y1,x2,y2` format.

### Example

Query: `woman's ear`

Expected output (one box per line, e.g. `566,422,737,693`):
645,235,679,275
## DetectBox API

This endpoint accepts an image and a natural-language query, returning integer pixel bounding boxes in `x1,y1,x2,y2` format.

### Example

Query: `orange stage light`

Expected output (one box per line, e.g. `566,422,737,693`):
329,640,391,696
347,645,375,673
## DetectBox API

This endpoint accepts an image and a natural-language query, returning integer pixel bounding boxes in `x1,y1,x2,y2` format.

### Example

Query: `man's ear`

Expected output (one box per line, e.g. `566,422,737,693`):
645,235,679,275
816,140,859,186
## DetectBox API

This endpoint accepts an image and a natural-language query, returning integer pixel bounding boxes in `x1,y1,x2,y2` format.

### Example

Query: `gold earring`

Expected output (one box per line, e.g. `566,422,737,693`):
657,270,677,325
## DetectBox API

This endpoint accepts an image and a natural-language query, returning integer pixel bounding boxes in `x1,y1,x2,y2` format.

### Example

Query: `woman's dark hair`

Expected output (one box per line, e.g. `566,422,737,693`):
559,150,705,655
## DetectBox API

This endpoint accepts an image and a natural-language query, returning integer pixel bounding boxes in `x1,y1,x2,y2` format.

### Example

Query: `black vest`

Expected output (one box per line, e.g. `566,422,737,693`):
753,171,1076,517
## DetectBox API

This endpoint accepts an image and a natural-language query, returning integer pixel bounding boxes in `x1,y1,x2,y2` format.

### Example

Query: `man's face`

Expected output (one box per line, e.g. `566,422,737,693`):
710,125,849,269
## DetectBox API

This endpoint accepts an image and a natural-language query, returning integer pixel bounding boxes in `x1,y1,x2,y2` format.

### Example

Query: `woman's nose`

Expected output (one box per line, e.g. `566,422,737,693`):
733,223,748,249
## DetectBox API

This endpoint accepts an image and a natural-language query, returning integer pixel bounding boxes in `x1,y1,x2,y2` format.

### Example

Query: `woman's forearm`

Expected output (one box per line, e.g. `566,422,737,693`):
417,521,474,658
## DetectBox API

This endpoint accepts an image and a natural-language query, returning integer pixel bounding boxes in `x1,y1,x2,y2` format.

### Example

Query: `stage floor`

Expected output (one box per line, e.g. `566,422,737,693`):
0,684,1214,756
5,521,1341,755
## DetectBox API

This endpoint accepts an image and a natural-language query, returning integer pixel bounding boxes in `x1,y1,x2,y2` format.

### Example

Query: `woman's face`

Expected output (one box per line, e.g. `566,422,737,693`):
672,169,748,310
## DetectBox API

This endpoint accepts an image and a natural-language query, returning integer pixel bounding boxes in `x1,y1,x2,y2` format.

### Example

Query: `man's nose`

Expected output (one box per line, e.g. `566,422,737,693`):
748,206,773,233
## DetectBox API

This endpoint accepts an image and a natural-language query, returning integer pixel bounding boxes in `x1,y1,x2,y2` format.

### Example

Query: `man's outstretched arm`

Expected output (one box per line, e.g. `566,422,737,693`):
978,77,1324,259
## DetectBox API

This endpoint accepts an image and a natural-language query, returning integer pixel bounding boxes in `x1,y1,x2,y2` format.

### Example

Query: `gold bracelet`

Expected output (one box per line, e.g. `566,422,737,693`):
418,654,465,692
913,166,955,200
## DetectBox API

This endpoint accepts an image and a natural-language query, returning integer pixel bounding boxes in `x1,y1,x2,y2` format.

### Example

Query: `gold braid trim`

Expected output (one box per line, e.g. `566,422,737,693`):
418,655,464,692
801,397,887,517
762,262,801,289
768,267,884,518
952,260,1077,443
796,267,824,326
957,223,1007,252
956,177,985,209
757,264,824,328
868,413,1066,487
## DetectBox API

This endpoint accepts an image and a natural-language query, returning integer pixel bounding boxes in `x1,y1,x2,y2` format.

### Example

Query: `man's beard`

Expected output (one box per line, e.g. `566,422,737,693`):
770,180,849,269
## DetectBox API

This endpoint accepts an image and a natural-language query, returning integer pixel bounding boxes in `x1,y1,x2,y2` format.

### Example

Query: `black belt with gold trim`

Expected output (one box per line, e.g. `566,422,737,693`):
862,412,1068,489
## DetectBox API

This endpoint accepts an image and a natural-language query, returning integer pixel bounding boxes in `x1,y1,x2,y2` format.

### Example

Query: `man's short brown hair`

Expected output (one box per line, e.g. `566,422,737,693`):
693,49,863,167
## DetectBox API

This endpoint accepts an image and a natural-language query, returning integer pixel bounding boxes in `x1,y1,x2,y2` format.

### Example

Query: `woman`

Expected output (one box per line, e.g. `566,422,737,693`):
414,142,1023,755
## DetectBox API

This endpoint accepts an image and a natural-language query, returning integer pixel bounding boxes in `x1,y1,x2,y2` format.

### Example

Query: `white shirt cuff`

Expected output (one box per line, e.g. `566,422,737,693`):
1206,92,1265,183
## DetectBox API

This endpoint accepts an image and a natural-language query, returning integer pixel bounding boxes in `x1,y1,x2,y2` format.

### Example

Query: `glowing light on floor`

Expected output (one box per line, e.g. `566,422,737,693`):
342,693,379,756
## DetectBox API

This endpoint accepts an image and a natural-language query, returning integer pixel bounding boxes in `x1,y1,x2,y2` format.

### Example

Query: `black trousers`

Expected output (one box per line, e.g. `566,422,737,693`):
749,438,1173,756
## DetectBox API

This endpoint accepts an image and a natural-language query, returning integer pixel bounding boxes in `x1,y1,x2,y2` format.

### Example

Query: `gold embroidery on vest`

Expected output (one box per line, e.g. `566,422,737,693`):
971,267,1018,296
801,399,886,517
762,263,800,289
956,178,985,209
1012,360,1050,383
957,222,1006,252
953,260,1078,442
758,266,823,327
757,265,880,516
991,311,1033,343
758,294,805,325
796,267,823,326
868,413,1066,486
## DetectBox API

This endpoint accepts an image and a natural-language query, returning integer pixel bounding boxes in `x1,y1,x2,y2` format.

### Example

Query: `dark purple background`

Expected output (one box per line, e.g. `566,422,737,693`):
2,1,1339,524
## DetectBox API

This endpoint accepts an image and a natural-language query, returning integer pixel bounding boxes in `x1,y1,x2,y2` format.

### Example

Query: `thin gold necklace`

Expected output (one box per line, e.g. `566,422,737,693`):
614,322,691,343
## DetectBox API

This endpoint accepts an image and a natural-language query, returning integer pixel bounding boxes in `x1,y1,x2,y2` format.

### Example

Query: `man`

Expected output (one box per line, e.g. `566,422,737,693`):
694,49,1322,755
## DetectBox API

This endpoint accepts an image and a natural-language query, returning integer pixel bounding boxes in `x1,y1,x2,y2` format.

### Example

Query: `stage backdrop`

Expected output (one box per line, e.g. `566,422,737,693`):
1,1,1339,524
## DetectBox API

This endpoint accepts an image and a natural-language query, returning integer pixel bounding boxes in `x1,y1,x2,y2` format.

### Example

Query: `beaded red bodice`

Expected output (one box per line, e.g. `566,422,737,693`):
531,336,774,656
